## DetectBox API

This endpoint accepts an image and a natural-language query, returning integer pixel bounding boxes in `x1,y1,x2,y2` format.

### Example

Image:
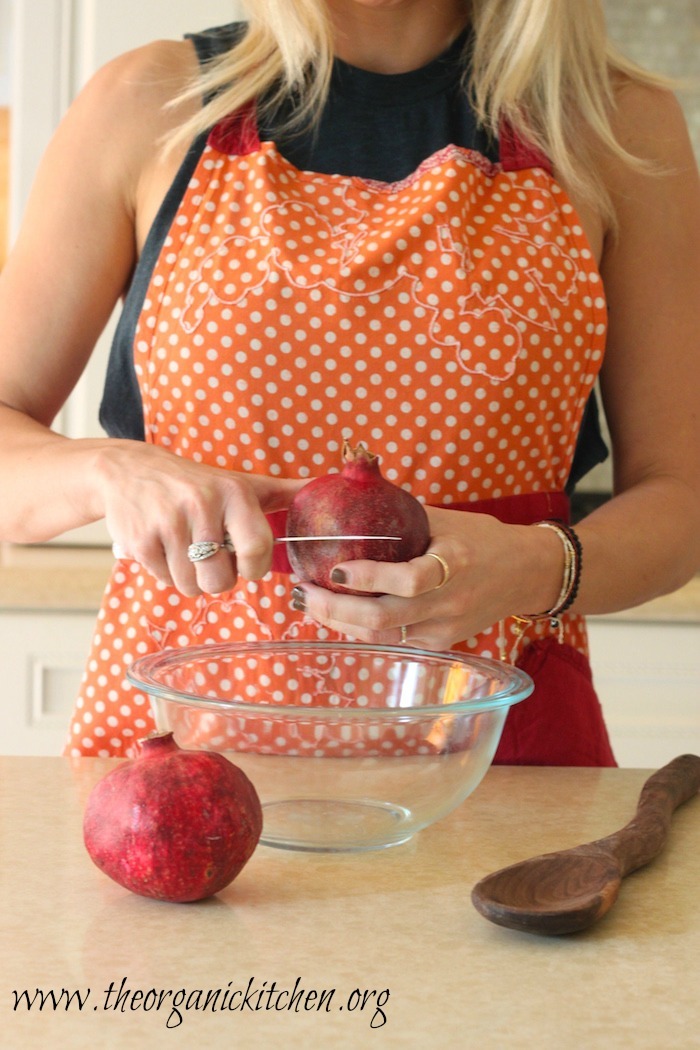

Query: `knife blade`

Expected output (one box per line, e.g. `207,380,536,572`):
276,535,402,543
112,535,403,562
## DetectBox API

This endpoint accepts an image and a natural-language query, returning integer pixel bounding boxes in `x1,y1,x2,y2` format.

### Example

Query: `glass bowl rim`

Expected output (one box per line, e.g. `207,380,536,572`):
126,640,534,719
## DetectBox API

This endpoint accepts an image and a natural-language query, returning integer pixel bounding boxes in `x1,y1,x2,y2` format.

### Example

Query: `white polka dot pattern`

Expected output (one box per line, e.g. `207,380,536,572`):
65,140,606,757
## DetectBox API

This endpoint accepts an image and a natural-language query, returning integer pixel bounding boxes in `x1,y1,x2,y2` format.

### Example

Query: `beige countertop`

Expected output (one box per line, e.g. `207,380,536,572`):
1,758,699,1049
0,543,113,611
2,541,700,623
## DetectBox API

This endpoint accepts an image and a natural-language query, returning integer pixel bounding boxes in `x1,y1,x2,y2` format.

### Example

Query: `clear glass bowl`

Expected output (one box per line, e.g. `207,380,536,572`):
127,641,533,853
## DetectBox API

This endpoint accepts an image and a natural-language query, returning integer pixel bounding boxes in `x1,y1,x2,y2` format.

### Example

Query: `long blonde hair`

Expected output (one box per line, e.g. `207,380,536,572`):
171,0,669,223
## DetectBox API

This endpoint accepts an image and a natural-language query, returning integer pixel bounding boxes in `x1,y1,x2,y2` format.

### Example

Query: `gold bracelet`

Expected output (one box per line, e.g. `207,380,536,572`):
512,520,583,637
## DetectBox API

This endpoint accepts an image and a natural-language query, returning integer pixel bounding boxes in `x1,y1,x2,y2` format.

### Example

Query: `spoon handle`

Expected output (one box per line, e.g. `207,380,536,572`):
598,753,700,878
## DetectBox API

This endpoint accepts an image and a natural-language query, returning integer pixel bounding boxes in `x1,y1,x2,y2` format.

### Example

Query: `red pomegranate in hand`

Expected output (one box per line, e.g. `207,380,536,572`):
286,440,430,594
83,733,262,902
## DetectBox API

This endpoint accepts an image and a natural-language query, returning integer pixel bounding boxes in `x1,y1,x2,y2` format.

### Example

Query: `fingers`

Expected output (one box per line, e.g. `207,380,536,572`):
424,551,451,590
325,548,454,598
222,489,275,581
110,527,180,590
290,579,449,648
250,473,308,513
289,546,468,649
108,467,279,597
116,524,268,597
292,594,460,652
162,504,273,596
180,537,237,597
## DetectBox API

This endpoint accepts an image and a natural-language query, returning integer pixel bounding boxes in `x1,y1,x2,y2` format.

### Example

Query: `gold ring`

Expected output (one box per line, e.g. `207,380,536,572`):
400,625,408,645
425,551,450,589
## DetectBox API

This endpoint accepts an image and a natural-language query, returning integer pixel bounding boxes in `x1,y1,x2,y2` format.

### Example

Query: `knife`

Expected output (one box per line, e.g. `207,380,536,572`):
112,534,404,561
276,535,402,543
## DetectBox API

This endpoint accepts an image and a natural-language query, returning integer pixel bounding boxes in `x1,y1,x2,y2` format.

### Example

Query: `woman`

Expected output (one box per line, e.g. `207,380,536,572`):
0,1,698,763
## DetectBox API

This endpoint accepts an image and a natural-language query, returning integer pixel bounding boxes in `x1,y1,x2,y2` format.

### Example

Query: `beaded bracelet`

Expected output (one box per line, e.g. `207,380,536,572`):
512,519,583,638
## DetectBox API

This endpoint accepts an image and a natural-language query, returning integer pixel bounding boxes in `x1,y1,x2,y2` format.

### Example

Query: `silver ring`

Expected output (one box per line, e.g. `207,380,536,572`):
425,551,450,589
400,625,408,645
187,540,224,563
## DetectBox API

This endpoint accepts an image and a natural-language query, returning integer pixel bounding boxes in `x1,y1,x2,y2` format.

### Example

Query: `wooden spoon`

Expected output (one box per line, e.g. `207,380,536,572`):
471,753,700,936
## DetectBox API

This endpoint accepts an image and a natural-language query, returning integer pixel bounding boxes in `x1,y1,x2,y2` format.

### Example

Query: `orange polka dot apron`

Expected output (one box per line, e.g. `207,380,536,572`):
65,109,615,766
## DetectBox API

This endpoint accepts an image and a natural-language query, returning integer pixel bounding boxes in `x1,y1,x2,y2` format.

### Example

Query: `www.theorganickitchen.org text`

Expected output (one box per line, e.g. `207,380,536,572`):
12,976,390,1029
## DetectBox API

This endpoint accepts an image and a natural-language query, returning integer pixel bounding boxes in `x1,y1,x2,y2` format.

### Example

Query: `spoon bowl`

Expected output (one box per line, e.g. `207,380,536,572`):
472,845,623,935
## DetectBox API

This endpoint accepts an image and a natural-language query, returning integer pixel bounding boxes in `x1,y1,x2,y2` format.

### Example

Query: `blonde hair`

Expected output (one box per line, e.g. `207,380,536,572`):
171,0,670,224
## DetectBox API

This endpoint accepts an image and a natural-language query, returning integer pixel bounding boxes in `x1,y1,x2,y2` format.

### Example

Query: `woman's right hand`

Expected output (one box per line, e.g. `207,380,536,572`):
96,439,305,596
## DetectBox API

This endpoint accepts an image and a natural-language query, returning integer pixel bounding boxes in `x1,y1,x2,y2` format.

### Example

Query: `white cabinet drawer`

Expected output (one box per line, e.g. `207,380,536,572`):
0,611,96,755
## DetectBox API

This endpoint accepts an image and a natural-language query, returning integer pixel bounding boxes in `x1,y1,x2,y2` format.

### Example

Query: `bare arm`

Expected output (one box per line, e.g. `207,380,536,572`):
0,42,301,594
575,84,700,607
0,43,169,538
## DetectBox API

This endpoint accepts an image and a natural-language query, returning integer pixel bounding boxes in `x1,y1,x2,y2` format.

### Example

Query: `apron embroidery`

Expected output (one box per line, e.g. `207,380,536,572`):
67,130,607,759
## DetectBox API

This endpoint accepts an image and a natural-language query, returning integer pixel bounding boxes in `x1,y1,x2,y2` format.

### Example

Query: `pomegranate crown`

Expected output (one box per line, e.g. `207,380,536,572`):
342,439,378,466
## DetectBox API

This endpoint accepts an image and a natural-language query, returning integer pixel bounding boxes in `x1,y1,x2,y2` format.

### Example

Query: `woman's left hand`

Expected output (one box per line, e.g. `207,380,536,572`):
291,507,562,650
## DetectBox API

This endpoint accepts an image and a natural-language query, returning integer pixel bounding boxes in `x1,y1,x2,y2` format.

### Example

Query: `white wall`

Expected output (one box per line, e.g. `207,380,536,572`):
0,0,11,105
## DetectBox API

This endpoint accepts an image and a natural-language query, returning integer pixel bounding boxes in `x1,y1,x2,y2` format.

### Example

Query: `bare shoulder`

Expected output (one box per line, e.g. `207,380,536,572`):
598,76,699,246
64,38,199,158
40,37,201,240
0,38,202,423
594,78,699,502
607,76,697,174
612,76,687,126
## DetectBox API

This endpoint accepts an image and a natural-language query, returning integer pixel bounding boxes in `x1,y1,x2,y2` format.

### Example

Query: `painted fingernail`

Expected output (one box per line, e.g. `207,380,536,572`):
330,568,347,585
291,585,307,612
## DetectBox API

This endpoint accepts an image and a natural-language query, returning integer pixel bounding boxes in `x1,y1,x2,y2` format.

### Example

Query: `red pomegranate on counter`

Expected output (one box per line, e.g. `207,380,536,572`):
83,733,262,903
286,440,431,594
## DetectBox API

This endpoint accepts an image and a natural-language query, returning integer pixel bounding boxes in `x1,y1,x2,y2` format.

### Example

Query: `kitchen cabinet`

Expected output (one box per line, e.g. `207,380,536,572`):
0,609,96,754
0,544,111,755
